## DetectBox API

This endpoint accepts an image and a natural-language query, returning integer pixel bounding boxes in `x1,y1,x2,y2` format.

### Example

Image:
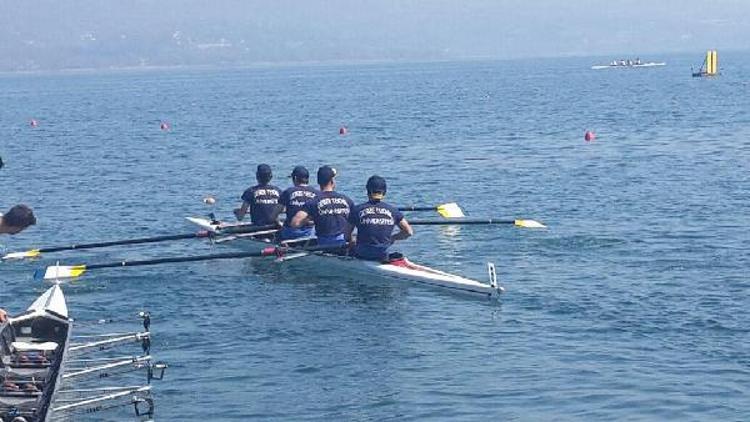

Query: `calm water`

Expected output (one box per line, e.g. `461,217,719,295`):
1,53,749,420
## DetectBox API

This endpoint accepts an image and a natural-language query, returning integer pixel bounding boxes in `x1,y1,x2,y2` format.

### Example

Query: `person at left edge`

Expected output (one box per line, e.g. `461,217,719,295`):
0,204,37,235
234,164,282,226
290,165,353,247
0,204,37,322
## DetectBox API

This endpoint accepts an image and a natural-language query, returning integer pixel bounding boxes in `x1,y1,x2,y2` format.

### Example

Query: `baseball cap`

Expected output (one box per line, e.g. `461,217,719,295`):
317,165,337,185
290,166,309,180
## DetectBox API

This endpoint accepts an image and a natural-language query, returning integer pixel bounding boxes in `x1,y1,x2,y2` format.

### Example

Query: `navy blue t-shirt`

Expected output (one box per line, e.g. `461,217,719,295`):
279,185,319,227
302,191,354,237
241,184,282,225
348,200,404,260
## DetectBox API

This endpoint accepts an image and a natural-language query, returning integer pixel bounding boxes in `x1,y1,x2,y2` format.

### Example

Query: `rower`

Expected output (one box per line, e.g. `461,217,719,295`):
278,166,318,240
345,175,413,261
0,204,37,235
233,164,282,226
1,205,36,320
290,165,353,247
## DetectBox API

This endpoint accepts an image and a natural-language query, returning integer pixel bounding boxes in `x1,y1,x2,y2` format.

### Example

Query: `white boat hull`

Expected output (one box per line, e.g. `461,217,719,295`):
189,217,502,298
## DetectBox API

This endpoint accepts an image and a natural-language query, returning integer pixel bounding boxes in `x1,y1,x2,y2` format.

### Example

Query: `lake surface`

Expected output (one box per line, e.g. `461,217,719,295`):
1,53,749,420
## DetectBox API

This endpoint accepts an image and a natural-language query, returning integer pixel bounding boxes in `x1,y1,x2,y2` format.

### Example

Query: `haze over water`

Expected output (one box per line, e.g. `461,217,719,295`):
1,52,749,420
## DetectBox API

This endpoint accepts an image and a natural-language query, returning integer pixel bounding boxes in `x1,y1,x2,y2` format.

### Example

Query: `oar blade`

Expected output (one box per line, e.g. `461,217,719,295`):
436,202,465,218
514,219,547,228
2,249,41,260
34,265,88,281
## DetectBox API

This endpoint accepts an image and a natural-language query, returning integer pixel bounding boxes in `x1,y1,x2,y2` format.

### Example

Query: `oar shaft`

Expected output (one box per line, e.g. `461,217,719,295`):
86,250,271,270
40,232,209,253
23,223,280,256
220,223,280,234
84,244,344,270
398,206,436,212
408,218,515,225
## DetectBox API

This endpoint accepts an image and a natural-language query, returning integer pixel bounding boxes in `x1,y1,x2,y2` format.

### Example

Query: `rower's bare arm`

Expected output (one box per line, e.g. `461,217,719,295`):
290,210,309,228
344,223,355,243
233,202,250,221
392,219,413,241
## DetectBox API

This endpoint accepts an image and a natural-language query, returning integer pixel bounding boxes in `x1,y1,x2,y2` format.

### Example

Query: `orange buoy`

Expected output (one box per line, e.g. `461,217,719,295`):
160,121,170,131
29,119,38,127
339,126,348,136
584,131,596,142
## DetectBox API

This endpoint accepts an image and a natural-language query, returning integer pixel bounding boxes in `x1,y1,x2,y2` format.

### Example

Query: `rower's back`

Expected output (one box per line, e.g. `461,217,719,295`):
349,199,404,261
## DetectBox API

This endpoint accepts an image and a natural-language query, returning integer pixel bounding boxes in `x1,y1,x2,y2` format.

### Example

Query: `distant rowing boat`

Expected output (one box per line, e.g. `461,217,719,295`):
591,61,666,70
187,216,504,299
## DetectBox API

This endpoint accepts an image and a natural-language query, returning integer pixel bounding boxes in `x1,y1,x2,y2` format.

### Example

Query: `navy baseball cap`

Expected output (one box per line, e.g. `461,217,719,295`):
290,166,309,179
256,164,272,177
366,175,387,198
317,165,337,185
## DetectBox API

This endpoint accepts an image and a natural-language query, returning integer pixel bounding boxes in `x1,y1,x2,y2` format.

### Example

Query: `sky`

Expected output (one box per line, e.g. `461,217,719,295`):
1,0,748,71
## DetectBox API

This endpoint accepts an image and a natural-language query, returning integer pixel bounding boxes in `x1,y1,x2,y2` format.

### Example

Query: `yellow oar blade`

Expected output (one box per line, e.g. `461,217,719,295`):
2,249,41,260
37,265,88,281
514,219,547,228
436,202,465,218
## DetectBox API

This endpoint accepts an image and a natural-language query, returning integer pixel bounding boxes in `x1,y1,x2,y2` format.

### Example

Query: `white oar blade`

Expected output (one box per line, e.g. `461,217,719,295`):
436,202,465,218
35,265,88,281
2,249,41,260
514,219,547,229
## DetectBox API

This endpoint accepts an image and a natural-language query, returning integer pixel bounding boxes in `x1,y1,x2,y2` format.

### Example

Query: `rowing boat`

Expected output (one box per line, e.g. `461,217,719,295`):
591,62,665,70
1,286,166,421
1,285,70,422
186,216,504,298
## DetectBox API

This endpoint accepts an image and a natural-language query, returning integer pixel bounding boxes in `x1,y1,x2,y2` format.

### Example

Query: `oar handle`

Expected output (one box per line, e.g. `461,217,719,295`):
40,231,211,253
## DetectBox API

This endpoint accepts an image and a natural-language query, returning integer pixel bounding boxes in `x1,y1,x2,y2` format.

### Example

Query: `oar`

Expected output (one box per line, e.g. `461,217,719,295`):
34,244,343,281
408,218,546,228
399,202,465,218
3,223,280,261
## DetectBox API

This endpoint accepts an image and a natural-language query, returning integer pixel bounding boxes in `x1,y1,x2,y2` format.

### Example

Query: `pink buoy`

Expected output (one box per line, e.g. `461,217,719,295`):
584,131,596,142
339,126,348,136
160,121,170,131
29,119,38,127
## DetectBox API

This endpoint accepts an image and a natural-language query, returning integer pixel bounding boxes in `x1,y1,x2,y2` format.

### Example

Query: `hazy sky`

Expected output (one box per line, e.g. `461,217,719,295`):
1,1,748,70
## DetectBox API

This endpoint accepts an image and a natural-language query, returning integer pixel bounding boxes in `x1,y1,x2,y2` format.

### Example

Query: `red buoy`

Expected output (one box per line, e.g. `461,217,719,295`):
584,131,596,142
339,126,348,136
29,119,38,127
160,121,170,131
